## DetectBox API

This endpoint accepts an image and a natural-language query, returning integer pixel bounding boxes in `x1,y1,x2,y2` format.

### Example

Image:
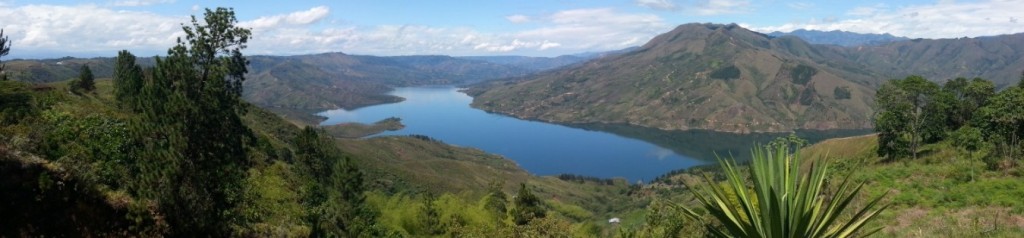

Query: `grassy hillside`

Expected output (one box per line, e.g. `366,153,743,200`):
638,134,1024,237
802,135,1024,237
471,23,878,133
469,24,1024,134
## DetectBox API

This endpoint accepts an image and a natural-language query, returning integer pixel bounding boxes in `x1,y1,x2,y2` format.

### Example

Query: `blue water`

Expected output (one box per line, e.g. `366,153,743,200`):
319,87,705,182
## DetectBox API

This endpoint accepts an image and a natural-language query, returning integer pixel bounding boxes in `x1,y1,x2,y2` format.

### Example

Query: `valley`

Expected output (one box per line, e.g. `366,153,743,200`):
1,3,1024,237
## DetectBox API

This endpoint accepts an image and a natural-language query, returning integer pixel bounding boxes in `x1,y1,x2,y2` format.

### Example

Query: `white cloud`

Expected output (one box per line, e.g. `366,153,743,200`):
0,4,185,57
241,6,329,29
787,2,813,10
0,5,665,58
635,0,677,10
691,0,750,16
110,0,175,7
505,14,530,23
752,0,1024,39
247,8,667,56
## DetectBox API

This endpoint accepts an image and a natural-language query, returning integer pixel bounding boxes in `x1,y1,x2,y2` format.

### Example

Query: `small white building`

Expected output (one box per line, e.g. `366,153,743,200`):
608,217,621,224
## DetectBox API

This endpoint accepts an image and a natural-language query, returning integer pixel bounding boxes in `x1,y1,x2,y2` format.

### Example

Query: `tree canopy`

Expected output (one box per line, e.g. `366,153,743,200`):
874,75,946,159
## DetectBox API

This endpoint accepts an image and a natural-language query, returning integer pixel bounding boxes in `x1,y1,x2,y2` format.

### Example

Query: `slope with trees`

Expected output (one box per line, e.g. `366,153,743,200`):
0,16,640,237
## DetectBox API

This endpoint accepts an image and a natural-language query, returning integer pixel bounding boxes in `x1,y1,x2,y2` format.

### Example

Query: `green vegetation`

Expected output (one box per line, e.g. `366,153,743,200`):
834,86,852,99
875,76,1022,170
710,65,741,80
875,75,944,159
470,23,877,133
322,117,404,138
71,65,96,93
791,64,817,85
0,28,9,81
681,143,888,237
0,10,637,237
4,16,1024,238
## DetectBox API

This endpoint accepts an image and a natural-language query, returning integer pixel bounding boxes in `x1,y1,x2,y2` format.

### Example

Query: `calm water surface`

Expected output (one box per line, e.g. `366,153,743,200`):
319,87,871,182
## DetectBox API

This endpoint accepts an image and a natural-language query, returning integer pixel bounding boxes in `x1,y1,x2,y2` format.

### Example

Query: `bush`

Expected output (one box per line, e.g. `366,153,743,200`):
834,86,852,100
710,65,741,80
791,64,817,85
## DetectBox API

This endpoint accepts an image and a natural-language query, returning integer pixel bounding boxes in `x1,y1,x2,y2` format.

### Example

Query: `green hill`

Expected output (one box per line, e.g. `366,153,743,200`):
470,23,878,133
840,33,1024,87
469,23,1024,133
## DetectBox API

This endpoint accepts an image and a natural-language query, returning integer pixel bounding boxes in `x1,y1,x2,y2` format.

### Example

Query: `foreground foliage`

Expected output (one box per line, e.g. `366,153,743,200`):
681,144,888,237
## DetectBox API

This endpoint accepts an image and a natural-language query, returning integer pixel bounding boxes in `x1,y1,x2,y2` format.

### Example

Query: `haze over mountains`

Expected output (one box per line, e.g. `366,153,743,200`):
768,29,910,47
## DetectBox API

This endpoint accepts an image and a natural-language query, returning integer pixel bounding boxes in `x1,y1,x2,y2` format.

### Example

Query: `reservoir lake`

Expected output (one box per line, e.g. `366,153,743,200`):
319,87,870,182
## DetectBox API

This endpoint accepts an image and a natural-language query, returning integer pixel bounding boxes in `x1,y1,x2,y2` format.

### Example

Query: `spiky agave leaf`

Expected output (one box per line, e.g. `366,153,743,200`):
681,144,888,238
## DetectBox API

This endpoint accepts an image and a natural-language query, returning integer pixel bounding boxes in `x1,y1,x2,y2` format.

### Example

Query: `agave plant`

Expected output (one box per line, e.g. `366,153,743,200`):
681,144,889,238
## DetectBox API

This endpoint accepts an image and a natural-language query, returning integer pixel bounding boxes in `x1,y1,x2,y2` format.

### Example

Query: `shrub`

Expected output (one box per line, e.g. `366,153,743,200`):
710,65,741,80
681,144,889,237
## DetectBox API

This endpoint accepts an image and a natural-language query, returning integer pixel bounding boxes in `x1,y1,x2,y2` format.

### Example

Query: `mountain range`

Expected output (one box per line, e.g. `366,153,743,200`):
4,24,1022,133
469,23,1024,133
768,29,910,47
2,52,592,113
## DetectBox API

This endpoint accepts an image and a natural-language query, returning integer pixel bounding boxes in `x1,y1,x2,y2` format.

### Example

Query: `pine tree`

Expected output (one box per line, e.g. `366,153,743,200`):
78,65,95,92
512,183,545,225
113,50,144,110
0,29,9,81
122,7,254,236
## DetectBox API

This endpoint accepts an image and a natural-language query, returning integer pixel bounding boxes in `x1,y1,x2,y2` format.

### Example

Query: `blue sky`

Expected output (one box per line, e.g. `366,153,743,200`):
1,0,1022,58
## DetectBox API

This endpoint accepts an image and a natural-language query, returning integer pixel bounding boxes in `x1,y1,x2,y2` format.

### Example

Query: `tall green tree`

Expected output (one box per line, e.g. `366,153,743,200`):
512,183,545,225
78,65,95,92
113,50,144,110
874,75,944,159
123,7,254,236
975,86,1024,160
0,29,10,81
943,77,995,129
316,157,382,236
483,180,509,221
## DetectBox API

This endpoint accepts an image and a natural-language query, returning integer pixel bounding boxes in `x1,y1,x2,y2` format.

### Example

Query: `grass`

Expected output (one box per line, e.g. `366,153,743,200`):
798,135,1024,237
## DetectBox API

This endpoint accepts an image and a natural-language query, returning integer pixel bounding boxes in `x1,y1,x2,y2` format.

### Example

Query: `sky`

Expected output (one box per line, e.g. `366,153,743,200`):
0,0,1022,59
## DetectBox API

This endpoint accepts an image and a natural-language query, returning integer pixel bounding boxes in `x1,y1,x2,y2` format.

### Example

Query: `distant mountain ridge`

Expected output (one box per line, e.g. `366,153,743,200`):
2,52,598,111
469,23,1024,133
768,29,910,47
